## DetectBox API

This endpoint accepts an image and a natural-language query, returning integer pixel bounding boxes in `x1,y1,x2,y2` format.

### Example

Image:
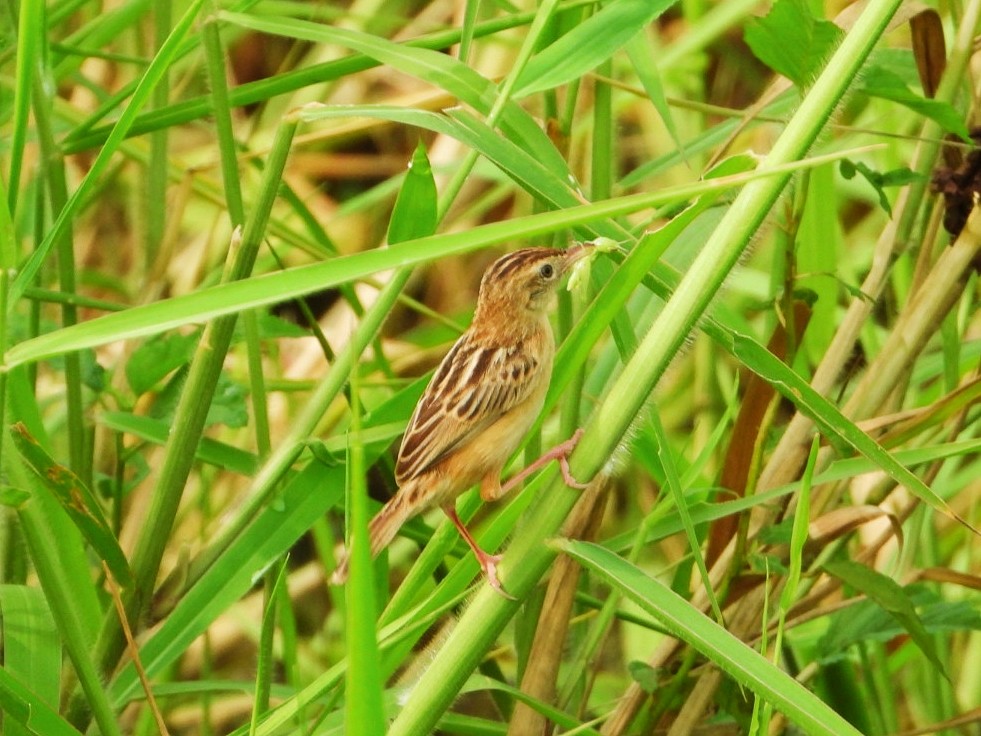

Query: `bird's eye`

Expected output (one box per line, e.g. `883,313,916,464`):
539,263,555,279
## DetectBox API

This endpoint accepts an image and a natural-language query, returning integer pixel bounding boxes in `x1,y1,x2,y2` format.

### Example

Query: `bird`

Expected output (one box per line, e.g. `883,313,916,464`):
330,245,591,594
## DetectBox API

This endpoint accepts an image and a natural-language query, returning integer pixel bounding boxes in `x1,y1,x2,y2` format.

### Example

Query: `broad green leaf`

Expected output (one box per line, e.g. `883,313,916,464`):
555,539,864,736
107,375,422,705
126,330,201,395
513,0,678,97
858,64,971,141
744,0,844,87
109,460,342,706
0,666,81,736
0,486,31,506
10,423,132,587
0,585,62,736
148,368,249,429
128,316,309,396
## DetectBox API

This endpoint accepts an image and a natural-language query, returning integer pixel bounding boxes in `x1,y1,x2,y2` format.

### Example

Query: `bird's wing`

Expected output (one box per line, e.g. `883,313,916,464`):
395,336,543,484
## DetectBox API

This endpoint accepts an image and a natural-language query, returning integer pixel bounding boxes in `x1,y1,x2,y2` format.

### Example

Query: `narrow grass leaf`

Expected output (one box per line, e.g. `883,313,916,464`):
555,539,864,736
218,11,571,178
625,31,686,161
823,560,947,676
7,0,44,215
0,585,61,732
60,11,542,154
249,557,289,734
10,423,132,587
8,455,119,735
115,408,250,468
0,666,82,736
387,140,437,245
728,331,962,526
780,436,817,612
513,0,677,97
109,461,344,706
3,148,874,370
648,405,723,623
9,0,207,307
342,359,386,733
300,103,605,228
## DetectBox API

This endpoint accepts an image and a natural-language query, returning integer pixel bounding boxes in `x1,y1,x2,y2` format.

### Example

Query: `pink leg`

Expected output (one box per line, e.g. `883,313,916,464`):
499,428,589,497
442,505,514,599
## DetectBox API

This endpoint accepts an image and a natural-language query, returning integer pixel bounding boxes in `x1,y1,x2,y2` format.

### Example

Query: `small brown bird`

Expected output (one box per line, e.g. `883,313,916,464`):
331,245,590,593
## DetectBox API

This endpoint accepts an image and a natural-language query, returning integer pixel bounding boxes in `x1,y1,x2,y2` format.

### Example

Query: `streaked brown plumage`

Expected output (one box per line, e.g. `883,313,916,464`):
331,245,589,593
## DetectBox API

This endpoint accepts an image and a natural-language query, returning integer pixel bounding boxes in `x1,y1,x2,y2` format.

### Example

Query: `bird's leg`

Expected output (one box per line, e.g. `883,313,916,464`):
442,505,514,599
497,428,589,497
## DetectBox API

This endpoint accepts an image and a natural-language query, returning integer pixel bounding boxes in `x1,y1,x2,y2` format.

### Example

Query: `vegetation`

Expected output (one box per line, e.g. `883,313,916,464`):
0,0,979,733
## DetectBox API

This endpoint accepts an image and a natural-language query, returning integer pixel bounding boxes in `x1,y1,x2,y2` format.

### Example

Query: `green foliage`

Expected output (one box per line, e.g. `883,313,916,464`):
744,0,844,87
824,560,947,676
1,0,979,734
10,423,132,587
387,140,437,245
839,160,925,216
858,62,972,141
513,0,678,97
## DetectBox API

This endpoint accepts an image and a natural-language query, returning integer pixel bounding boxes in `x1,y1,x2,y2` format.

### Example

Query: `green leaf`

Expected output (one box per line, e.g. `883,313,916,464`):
512,0,678,97
10,423,133,588
2,145,877,370
128,317,308,397
823,560,948,677
218,11,572,179
728,331,960,525
839,160,927,216
818,590,981,659
0,666,82,736
554,539,864,736
625,30,686,162
744,0,844,87
149,368,248,429
233,312,311,341
0,585,61,730
0,486,31,507
99,411,260,476
110,458,343,706
126,330,201,395
857,64,971,141
627,661,661,694
388,140,438,244
205,373,249,429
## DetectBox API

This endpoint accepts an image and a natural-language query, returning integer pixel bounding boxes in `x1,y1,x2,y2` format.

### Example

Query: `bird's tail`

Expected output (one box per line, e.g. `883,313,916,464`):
329,492,415,585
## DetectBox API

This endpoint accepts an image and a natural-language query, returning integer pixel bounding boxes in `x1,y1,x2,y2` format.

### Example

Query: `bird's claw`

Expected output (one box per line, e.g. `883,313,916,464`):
479,553,517,600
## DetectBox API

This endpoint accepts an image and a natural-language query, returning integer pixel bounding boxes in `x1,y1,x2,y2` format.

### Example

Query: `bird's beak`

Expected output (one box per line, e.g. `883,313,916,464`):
561,241,593,272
